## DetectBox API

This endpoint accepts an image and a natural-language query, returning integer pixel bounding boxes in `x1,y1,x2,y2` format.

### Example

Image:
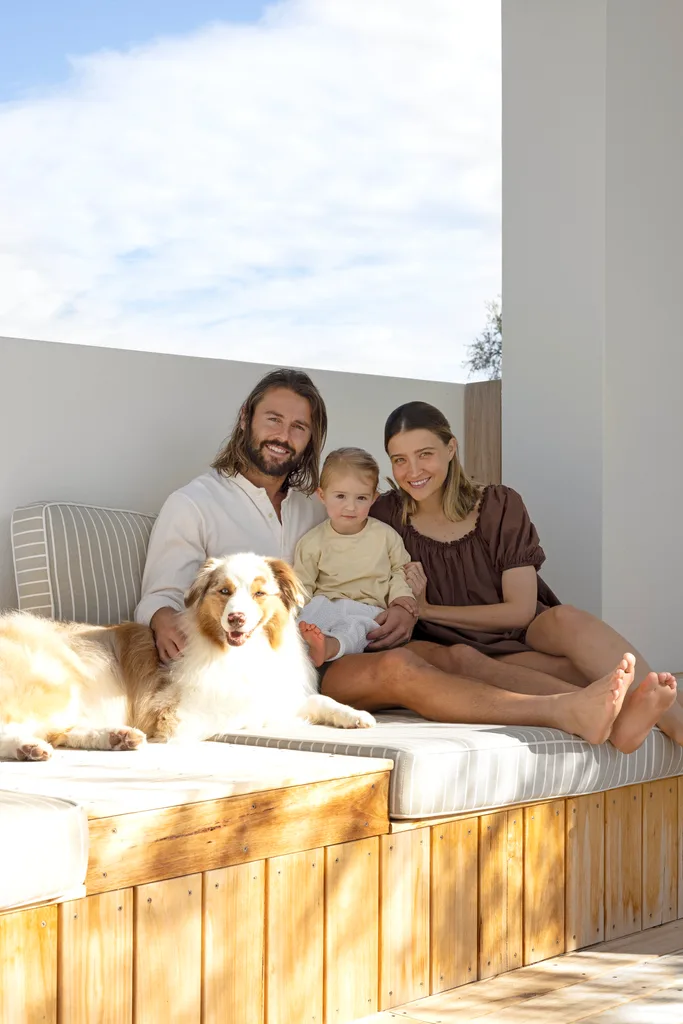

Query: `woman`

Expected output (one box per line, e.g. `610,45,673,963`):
319,402,680,753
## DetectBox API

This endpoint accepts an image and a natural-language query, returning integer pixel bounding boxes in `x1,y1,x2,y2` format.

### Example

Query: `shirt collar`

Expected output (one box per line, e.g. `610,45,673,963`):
215,469,302,506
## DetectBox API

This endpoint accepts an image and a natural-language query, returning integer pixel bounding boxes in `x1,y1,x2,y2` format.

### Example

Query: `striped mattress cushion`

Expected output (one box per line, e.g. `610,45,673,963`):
11,502,156,625
216,713,683,818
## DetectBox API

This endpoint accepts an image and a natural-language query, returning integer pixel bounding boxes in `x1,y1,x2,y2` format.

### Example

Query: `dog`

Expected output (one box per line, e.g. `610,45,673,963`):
0,554,374,761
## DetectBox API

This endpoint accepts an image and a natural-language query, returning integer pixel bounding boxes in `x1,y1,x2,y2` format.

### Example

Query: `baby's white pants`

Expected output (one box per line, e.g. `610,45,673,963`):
298,595,383,659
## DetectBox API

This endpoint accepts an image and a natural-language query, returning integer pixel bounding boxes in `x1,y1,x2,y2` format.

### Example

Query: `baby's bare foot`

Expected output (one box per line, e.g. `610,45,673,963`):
559,654,636,745
299,622,328,666
610,671,677,754
298,622,339,667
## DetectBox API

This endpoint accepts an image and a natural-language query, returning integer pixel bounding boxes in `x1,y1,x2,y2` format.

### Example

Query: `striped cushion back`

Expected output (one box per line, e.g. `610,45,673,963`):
11,502,156,625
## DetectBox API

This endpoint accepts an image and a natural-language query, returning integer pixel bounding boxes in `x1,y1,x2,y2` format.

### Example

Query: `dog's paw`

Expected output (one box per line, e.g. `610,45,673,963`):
17,739,53,761
333,709,376,730
108,727,146,751
350,710,375,729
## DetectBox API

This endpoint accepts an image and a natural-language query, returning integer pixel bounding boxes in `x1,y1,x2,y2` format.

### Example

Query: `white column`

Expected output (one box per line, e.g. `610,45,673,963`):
502,0,683,668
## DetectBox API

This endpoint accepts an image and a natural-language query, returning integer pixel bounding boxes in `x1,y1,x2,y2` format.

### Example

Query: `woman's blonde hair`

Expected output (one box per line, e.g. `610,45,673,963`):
320,447,380,491
384,401,481,523
212,368,327,496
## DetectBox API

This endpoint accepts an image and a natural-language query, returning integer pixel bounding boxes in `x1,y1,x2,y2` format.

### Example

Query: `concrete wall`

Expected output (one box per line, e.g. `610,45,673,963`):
503,0,683,668
0,336,464,611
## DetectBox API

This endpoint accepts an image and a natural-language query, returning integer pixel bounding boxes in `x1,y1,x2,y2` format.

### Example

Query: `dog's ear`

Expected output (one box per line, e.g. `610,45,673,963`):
266,558,306,613
184,558,222,608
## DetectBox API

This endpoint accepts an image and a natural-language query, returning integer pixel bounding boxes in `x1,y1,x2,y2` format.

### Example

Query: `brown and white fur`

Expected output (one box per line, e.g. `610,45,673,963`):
0,554,373,761
144,553,374,741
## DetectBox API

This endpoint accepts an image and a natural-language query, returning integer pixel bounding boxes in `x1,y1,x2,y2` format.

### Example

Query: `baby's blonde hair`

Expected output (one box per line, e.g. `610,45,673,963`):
320,447,380,491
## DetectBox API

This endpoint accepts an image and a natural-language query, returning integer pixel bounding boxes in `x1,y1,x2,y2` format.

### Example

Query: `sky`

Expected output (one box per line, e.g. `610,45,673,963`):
0,0,501,382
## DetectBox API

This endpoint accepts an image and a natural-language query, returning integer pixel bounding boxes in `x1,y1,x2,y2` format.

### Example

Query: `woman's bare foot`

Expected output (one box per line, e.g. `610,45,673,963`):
609,671,678,754
298,622,340,667
555,654,636,745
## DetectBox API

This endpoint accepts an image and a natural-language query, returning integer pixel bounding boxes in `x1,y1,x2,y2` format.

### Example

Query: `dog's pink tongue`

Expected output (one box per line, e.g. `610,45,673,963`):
228,630,248,646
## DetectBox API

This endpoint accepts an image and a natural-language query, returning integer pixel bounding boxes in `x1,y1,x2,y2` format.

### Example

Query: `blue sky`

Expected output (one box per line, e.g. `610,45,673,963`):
0,0,501,382
0,1,268,99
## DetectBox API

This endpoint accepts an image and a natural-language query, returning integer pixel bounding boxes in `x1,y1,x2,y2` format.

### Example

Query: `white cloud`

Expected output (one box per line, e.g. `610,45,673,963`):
0,0,500,382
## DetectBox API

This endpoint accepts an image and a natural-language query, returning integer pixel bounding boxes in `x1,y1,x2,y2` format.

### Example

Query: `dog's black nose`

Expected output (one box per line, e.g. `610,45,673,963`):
227,612,246,627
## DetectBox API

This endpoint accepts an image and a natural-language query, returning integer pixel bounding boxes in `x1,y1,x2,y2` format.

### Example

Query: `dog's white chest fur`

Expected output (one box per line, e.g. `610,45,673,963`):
151,552,374,739
165,628,315,738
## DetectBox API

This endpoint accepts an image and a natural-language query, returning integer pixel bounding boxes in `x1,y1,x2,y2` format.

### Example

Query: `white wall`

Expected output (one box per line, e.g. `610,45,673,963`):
0,336,464,611
503,0,683,668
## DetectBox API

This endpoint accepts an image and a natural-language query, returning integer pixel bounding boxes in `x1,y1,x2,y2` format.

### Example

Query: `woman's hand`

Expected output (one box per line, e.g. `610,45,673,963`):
365,605,415,650
404,561,429,616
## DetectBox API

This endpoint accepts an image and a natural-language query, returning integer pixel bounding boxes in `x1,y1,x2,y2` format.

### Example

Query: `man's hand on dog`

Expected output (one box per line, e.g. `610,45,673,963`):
150,607,187,663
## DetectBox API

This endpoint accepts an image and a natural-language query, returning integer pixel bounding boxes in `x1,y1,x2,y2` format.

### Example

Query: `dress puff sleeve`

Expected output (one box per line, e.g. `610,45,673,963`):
482,485,546,574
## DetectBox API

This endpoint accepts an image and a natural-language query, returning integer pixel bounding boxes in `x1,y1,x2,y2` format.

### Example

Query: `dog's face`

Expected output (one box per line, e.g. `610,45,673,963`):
184,553,305,649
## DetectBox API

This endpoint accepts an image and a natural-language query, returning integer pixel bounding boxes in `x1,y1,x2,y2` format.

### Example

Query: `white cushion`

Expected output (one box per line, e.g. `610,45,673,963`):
216,713,683,818
0,791,89,911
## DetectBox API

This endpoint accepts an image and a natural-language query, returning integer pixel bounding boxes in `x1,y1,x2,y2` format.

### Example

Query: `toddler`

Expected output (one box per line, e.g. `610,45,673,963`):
295,447,417,666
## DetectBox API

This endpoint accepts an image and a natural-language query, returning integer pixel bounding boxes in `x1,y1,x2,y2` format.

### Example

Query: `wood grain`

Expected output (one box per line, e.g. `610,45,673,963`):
87,769,389,894
478,810,523,980
0,904,58,1024
605,784,642,939
58,889,133,1024
133,874,202,1023
324,837,380,1023
524,801,565,965
566,793,605,950
202,861,265,1024
430,818,478,993
642,779,678,928
679,778,683,921
379,828,430,1009
266,848,324,1024
464,378,502,485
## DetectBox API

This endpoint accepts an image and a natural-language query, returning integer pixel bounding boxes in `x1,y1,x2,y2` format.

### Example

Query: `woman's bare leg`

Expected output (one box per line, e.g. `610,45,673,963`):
406,641,581,695
497,651,589,687
526,606,679,752
320,647,635,745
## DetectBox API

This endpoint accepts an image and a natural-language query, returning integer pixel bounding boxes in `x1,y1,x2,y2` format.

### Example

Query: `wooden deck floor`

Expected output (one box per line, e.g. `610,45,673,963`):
359,919,683,1023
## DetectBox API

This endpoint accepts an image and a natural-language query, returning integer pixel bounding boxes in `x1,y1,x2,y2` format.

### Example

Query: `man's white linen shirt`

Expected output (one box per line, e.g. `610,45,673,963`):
135,470,326,624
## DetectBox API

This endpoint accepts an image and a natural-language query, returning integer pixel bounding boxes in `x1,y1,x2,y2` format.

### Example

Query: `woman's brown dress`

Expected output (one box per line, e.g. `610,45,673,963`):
370,484,561,656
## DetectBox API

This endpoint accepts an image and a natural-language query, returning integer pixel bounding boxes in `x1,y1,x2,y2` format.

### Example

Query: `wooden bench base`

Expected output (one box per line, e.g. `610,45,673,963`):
2,776,681,1023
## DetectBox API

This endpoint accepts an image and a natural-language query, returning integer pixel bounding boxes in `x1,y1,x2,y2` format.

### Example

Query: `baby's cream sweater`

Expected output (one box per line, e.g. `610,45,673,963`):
293,517,414,608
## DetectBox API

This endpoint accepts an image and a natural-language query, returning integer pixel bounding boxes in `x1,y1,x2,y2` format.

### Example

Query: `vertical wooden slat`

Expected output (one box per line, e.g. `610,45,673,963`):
266,848,324,1024
202,862,265,1024
463,378,502,485
134,874,202,1024
478,810,523,980
379,828,430,1009
642,779,678,928
523,801,565,965
679,777,683,920
0,904,58,1024
430,818,478,993
324,837,379,1023
58,889,133,1024
605,784,642,939
566,794,605,950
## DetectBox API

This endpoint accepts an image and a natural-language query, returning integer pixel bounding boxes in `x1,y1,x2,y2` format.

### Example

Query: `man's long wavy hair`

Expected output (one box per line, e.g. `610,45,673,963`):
212,368,327,495
384,401,481,524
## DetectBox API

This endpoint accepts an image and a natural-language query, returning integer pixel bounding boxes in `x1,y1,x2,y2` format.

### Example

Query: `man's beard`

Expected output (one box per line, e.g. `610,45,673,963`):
246,431,303,479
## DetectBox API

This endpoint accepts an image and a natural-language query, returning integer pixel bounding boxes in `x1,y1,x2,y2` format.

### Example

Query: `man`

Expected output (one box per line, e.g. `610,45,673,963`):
135,367,415,660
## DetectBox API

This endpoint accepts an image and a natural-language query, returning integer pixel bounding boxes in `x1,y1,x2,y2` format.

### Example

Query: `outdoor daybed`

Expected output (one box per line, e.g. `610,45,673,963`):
2,500,682,1023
